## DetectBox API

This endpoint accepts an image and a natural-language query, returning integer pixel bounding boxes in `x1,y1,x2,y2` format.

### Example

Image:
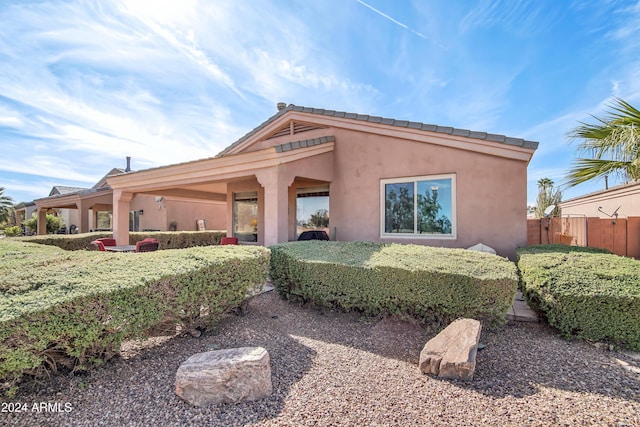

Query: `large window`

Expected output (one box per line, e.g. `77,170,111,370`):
381,174,456,238
233,192,258,242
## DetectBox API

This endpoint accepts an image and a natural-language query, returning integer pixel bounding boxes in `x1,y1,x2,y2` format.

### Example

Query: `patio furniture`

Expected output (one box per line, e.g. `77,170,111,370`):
96,238,117,247
90,240,106,251
297,230,330,241
220,237,239,245
136,240,159,252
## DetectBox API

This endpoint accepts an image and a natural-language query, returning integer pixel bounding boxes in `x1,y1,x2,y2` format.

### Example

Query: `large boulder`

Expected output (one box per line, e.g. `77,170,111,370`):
419,318,482,381
175,347,272,406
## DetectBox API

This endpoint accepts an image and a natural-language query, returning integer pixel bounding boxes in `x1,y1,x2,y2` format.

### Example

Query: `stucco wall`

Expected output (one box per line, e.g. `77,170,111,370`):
326,128,528,258
130,194,226,231
165,198,226,231
250,127,529,258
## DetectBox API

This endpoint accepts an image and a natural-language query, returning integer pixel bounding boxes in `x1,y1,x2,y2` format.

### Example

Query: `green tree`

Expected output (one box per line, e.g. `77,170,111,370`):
534,178,562,218
417,187,451,234
385,186,414,233
308,209,329,228
0,187,14,226
566,98,640,187
23,212,65,234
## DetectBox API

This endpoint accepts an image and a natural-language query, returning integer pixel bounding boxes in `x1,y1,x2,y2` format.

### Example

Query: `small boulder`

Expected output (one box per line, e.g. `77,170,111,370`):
466,243,496,255
175,347,272,407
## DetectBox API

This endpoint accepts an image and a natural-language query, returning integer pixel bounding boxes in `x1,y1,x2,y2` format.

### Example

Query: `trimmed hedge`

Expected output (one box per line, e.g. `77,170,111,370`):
20,231,227,251
270,241,518,326
517,245,640,350
0,239,269,386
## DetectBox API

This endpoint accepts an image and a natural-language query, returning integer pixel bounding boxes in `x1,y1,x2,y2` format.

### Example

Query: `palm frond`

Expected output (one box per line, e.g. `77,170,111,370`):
564,158,636,187
566,98,640,187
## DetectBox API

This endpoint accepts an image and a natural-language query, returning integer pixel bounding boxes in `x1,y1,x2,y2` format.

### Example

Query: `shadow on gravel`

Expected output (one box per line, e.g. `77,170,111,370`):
245,291,640,406
447,321,640,402
5,291,639,426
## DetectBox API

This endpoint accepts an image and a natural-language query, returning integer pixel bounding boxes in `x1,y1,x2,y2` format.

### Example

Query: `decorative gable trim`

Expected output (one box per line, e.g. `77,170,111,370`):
265,121,328,140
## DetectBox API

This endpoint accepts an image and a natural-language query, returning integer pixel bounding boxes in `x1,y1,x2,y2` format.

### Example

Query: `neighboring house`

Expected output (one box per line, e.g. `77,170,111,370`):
32,159,226,235
108,104,538,258
560,181,640,219
13,201,37,231
47,185,90,230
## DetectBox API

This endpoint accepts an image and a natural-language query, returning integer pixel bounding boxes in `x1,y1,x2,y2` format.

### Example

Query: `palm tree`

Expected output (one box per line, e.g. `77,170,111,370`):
534,178,561,218
0,187,14,224
566,98,640,187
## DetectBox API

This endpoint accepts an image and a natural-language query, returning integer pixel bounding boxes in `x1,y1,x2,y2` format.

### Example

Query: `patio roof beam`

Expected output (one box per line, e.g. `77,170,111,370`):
138,189,226,202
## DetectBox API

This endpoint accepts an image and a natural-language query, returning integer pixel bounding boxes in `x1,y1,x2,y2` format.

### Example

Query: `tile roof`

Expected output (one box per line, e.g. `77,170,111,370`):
49,185,89,196
274,136,335,153
217,104,539,157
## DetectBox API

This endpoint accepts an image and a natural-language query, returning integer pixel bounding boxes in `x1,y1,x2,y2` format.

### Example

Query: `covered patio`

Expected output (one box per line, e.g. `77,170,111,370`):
107,137,335,246
33,188,113,235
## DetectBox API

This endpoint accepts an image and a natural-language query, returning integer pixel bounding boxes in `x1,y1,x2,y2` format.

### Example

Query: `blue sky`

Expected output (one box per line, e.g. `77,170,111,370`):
1,0,639,206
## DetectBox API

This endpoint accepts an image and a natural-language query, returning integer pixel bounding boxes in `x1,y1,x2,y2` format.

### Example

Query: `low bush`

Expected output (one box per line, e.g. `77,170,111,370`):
3,226,21,237
517,245,640,350
128,231,227,249
20,231,227,251
21,232,114,250
0,239,269,388
270,241,518,326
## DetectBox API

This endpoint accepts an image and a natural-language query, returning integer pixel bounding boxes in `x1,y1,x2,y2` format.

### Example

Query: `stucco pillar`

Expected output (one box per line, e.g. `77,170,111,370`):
77,201,89,233
37,208,47,235
113,190,133,245
256,167,294,247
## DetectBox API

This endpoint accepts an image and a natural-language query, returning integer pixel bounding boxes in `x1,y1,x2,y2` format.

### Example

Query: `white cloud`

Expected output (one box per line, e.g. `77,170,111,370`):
0,156,98,183
460,0,560,36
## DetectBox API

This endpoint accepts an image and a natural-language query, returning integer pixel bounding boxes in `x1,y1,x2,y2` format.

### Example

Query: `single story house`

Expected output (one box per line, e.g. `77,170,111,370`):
560,181,640,219
32,162,225,234
107,104,538,258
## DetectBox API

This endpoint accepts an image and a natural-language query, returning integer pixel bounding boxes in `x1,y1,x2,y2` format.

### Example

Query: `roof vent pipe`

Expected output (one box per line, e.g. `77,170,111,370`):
125,156,131,172
277,102,287,111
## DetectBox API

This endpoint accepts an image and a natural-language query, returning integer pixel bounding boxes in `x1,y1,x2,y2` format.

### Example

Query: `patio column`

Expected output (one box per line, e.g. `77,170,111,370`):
77,200,89,233
257,167,294,247
37,208,47,235
113,190,133,245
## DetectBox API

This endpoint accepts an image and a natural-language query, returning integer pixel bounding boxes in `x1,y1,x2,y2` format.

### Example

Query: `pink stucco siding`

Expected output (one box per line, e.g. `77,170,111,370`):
238,126,528,258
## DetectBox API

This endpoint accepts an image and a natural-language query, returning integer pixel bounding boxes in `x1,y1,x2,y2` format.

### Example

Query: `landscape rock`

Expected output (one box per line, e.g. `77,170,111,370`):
419,318,482,381
466,243,497,255
175,346,272,406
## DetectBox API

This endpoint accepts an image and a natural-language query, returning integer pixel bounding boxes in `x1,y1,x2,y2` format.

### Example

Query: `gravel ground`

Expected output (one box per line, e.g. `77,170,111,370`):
3,289,640,427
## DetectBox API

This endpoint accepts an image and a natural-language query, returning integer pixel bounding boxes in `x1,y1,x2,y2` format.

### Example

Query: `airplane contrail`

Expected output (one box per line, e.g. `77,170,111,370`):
355,0,428,41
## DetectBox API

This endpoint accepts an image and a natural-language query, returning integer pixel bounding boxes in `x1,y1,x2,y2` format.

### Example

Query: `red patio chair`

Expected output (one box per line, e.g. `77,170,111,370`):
220,237,238,245
136,240,159,252
96,238,116,247
90,240,106,251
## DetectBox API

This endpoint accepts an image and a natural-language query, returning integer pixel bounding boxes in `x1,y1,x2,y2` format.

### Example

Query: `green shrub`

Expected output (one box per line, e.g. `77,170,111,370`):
22,213,64,234
517,245,640,350
20,231,227,251
21,232,114,250
3,226,21,237
128,231,227,249
270,241,518,326
0,239,269,386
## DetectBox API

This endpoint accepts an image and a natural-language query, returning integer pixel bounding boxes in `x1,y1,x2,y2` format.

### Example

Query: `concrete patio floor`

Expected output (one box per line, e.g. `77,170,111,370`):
506,290,539,322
